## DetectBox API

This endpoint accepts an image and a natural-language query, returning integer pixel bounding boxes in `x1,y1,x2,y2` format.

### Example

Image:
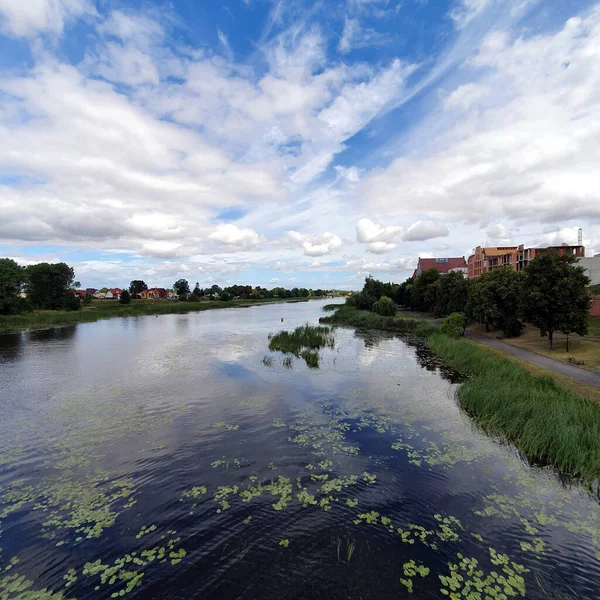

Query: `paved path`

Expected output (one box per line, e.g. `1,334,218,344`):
399,310,600,389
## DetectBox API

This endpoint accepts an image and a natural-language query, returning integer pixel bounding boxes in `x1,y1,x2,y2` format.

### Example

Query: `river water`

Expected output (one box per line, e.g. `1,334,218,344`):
1,299,600,599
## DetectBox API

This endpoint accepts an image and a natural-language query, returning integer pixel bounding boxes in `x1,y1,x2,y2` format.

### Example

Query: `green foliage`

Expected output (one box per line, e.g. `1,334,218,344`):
119,290,131,305
520,252,591,349
219,292,232,302
439,312,466,338
128,280,147,299
347,276,397,311
173,279,190,298
435,271,468,317
467,267,523,337
372,295,396,316
428,333,600,480
0,258,27,315
320,305,434,336
26,262,79,311
268,324,334,357
409,269,441,312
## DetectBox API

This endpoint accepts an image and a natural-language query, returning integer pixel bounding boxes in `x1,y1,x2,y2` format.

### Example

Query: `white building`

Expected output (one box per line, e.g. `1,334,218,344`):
578,256,600,286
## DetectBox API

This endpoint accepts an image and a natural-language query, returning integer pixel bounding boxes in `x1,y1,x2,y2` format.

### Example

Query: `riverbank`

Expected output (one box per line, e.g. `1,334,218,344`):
321,305,600,481
0,297,314,334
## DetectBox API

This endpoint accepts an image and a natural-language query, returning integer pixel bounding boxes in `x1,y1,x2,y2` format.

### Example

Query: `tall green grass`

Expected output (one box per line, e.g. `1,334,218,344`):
268,324,334,354
428,333,600,480
320,305,435,336
323,304,600,481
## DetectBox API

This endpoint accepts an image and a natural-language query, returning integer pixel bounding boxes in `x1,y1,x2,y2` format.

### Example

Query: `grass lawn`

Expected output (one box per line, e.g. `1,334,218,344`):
476,324,600,374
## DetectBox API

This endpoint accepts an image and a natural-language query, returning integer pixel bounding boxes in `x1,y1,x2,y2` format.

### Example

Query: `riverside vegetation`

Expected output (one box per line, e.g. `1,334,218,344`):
321,299,600,482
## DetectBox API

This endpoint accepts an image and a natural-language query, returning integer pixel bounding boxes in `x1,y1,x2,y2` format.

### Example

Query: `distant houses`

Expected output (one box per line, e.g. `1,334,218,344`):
140,288,168,299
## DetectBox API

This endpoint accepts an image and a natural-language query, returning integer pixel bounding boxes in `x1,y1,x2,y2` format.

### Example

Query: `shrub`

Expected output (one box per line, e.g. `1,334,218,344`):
119,290,131,305
347,291,375,310
440,312,466,338
372,296,396,317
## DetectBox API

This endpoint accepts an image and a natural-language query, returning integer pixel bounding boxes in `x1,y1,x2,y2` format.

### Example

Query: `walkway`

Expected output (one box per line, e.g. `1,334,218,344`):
400,310,600,390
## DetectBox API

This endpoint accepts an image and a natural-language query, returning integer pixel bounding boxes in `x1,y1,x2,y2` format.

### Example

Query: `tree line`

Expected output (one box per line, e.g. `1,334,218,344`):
169,279,331,302
0,258,337,315
348,251,591,349
0,259,81,314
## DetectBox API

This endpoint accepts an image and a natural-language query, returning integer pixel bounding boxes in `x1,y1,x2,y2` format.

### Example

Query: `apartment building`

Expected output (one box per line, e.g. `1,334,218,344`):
467,246,519,278
516,244,585,271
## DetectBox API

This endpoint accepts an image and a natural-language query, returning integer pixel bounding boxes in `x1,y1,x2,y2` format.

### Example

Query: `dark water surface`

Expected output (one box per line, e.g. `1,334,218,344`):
1,300,600,599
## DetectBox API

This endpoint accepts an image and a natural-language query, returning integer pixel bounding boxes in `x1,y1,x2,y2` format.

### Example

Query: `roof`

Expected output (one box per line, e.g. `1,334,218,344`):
481,247,518,257
417,257,466,274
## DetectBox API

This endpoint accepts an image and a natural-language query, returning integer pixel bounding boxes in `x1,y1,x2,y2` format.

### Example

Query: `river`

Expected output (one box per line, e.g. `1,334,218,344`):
1,299,599,599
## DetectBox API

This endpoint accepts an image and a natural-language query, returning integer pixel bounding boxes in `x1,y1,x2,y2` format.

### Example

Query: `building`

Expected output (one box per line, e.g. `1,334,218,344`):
577,256,600,286
414,257,467,277
467,246,519,278
105,288,123,300
141,288,168,299
516,244,585,272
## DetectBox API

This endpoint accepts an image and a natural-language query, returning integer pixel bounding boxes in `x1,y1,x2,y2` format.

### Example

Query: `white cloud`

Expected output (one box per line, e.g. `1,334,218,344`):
0,0,94,37
356,218,402,243
366,241,397,254
361,8,600,227
403,221,449,242
444,83,491,111
338,17,391,54
287,231,343,256
209,224,264,249
486,223,511,241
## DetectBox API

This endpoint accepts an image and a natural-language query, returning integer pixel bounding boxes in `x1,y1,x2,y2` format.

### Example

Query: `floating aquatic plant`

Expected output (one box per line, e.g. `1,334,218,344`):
279,539,289,548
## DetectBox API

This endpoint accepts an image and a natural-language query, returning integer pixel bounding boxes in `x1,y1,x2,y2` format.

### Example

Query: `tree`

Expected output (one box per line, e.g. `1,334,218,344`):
467,267,523,337
220,291,232,302
26,262,79,311
520,252,591,349
119,290,131,305
129,280,148,299
440,312,467,338
409,269,440,312
372,296,396,316
173,279,190,299
0,258,27,315
188,283,202,301
435,271,468,317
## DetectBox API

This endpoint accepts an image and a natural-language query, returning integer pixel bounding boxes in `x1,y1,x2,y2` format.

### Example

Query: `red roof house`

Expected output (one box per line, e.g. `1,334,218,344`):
414,257,467,277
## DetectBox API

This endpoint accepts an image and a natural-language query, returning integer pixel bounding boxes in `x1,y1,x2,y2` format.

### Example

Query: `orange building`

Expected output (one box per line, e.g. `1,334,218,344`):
467,246,519,278
515,244,585,271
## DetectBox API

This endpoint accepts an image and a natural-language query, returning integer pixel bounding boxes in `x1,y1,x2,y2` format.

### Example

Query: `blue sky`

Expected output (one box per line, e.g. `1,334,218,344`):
0,0,599,289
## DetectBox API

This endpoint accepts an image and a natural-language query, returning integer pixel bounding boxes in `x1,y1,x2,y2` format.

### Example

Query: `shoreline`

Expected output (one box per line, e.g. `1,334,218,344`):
0,297,331,335
321,304,600,482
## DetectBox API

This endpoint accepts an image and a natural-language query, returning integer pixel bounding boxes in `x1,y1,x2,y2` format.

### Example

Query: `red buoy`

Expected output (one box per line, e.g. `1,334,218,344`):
281,318,284,322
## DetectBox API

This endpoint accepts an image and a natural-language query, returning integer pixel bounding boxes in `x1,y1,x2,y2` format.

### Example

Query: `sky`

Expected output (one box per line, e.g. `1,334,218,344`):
0,0,599,290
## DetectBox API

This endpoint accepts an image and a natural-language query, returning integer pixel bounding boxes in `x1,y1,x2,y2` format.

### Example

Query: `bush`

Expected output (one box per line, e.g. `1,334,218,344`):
440,312,466,338
347,291,375,310
372,296,396,317
119,290,131,305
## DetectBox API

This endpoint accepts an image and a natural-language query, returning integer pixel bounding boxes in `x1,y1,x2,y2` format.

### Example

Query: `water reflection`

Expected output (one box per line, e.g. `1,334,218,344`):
0,301,599,599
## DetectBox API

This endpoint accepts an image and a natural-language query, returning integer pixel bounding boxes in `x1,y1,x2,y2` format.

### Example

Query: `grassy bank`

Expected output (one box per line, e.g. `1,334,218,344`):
0,297,310,334
324,305,600,481
470,324,600,374
320,305,434,335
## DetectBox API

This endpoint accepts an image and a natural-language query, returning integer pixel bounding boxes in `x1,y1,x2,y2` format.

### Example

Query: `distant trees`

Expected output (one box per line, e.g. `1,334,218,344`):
26,262,80,311
520,252,590,349
173,279,190,299
129,280,147,299
0,258,27,315
119,290,131,305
